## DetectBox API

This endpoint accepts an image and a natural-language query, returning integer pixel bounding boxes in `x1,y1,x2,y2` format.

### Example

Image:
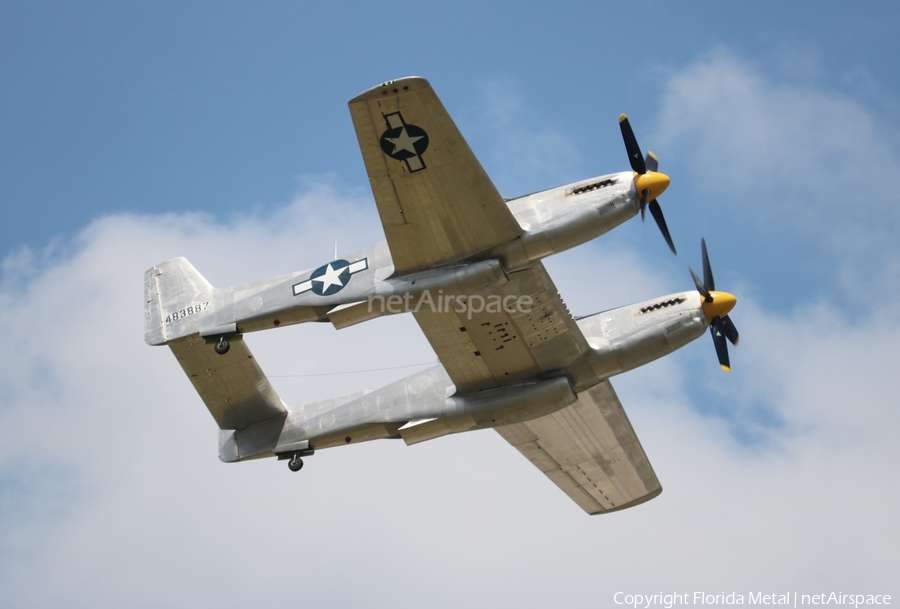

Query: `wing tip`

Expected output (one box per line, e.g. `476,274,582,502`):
588,485,663,515
349,77,431,103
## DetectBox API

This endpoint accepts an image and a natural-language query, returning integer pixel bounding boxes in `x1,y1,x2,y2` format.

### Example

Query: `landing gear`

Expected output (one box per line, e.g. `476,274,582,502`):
288,453,304,472
214,336,230,355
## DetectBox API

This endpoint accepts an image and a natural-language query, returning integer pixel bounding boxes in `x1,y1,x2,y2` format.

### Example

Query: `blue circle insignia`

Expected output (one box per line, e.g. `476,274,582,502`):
379,124,429,161
310,259,351,296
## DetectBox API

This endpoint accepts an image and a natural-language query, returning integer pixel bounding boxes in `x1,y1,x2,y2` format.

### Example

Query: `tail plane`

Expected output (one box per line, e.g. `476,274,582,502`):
146,258,289,459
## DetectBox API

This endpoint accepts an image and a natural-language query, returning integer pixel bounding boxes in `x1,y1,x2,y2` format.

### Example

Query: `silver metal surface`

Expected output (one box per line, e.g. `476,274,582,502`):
146,76,717,515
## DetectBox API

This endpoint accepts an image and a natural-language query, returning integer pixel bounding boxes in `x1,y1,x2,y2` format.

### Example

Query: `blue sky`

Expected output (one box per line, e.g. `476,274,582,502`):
2,2,899,607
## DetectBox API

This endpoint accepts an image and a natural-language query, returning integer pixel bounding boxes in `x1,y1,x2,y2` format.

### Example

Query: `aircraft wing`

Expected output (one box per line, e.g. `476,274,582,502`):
412,261,590,393
495,381,662,515
168,334,286,430
348,77,522,273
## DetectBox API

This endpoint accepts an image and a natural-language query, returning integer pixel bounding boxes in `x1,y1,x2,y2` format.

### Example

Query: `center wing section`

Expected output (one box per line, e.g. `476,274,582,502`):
348,77,522,273
412,261,590,393
496,381,662,515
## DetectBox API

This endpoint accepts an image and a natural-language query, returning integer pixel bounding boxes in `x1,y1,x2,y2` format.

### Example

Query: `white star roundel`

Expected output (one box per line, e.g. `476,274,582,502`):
292,258,368,297
379,112,429,172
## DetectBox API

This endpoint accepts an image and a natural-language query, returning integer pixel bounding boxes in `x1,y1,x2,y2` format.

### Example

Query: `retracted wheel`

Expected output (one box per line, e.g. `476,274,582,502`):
214,336,230,355
288,453,304,472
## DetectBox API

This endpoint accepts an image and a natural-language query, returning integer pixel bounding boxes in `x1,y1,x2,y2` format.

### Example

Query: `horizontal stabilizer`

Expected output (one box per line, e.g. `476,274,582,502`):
168,334,287,430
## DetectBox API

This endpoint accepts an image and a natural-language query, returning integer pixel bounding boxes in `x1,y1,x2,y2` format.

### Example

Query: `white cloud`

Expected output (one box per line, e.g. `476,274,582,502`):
655,49,900,297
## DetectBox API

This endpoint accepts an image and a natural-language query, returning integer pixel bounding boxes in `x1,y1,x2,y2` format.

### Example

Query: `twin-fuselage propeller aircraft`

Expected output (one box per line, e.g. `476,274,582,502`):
145,77,739,515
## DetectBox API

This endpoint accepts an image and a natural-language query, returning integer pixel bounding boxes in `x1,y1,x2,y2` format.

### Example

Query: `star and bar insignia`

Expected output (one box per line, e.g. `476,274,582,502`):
379,112,429,172
292,258,368,297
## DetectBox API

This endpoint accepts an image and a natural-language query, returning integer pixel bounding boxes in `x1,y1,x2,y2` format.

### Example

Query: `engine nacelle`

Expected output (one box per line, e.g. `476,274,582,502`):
509,172,637,260
577,291,708,380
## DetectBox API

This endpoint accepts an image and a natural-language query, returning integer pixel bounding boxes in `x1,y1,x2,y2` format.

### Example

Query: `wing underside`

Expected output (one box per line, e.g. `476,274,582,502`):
348,77,522,273
409,259,662,514
496,381,662,515
412,261,590,393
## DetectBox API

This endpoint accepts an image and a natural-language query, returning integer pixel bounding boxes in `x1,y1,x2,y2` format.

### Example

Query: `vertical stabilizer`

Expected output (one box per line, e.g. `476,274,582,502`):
144,258,215,345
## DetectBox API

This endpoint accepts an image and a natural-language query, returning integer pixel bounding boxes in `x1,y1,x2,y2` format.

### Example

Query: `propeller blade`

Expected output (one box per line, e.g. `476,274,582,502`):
692,239,739,370
701,238,715,291
720,314,740,346
710,317,731,372
619,114,647,174
690,267,711,302
648,199,676,255
620,116,676,255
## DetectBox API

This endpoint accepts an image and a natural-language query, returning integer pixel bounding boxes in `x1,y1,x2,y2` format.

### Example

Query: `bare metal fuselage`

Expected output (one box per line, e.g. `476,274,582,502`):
148,171,642,343
218,289,707,463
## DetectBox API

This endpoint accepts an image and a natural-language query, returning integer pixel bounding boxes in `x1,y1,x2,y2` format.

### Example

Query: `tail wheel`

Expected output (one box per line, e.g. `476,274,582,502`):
214,336,230,355
288,454,304,472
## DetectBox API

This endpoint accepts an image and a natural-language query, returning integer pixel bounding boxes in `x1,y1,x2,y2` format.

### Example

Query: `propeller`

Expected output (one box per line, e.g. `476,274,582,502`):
689,238,740,371
619,114,676,255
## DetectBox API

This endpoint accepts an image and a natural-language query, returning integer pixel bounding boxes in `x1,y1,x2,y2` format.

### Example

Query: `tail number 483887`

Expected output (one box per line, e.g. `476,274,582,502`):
165,302,210,324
